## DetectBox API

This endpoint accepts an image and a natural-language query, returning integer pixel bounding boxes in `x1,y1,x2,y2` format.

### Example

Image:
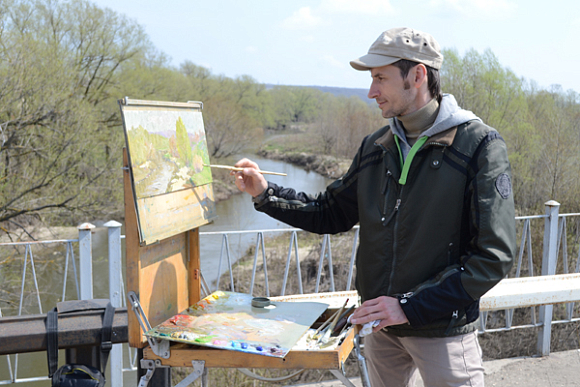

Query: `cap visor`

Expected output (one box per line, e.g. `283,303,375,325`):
350,54,400,71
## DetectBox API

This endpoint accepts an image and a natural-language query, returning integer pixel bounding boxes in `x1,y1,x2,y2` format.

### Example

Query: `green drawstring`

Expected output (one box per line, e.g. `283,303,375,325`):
394,136,429,185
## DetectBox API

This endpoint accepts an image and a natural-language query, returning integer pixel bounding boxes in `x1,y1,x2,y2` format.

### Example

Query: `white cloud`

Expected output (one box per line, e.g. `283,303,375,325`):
199,62,212,70
321,55,346,69
429,0,517,18
320,0,395,15
281,1,395,33
245,46,258,53
281,7,324,30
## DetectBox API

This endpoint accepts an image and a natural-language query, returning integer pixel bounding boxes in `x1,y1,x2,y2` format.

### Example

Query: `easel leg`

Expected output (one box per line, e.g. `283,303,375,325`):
138,359,170,387
174,361,207,387
354,334,372,387
329,369,358,387
201,367,208,386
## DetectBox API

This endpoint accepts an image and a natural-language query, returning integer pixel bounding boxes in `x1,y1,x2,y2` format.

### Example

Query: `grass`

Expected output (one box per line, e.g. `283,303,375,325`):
262,126,324,154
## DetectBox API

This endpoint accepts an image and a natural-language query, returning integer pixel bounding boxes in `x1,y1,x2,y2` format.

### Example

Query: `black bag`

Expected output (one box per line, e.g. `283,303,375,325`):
51,364,105,387
46,300,115,387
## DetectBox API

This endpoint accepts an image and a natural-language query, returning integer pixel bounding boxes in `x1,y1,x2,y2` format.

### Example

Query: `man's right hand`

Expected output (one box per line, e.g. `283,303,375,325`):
233,158,269,198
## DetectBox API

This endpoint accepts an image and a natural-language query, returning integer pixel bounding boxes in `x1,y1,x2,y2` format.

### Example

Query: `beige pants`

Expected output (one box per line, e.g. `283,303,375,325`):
363,330,484,387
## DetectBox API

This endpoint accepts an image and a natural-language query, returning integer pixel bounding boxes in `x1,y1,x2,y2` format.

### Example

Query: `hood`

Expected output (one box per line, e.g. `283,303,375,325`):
389,94,481,159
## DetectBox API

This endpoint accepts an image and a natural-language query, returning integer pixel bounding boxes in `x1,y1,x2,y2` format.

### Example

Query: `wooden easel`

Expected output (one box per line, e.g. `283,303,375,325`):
120,99,364,387
123,148,203,348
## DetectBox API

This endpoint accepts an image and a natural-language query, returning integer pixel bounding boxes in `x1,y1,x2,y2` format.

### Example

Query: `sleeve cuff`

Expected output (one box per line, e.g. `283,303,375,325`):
252,185,275,205
398,297,424,328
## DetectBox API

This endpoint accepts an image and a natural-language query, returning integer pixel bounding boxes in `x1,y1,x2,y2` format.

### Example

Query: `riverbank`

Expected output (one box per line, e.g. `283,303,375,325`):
211,149,350,203
257,149,350,180
211,173,241,202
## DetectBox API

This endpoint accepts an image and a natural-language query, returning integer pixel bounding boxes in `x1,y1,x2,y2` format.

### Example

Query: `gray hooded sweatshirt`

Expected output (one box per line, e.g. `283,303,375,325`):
389,94,481,160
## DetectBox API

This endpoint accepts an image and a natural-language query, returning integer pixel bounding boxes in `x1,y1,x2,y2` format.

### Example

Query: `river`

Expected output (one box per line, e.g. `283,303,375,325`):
83,155,333,299
84,155,334,299
197,155,333,286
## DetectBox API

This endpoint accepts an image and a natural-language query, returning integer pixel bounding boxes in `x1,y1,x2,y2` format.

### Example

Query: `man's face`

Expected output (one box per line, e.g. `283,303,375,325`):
368,64,417,119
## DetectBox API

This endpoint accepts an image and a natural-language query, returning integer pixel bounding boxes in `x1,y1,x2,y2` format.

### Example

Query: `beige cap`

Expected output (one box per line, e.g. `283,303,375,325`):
350,27,443,71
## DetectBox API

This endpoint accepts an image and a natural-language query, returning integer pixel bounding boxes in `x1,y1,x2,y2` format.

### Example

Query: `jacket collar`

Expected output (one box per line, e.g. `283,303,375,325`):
427,126,458,146
375,125,458,149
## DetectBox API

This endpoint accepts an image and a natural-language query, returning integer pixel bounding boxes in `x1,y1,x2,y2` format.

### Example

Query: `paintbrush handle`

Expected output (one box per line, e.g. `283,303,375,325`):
204,164,287,176
314,309,341,335
332,305,355,335
327,298,349,332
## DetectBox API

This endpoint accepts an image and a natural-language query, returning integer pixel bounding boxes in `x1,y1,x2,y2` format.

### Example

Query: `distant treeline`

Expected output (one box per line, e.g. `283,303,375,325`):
0,0,578,236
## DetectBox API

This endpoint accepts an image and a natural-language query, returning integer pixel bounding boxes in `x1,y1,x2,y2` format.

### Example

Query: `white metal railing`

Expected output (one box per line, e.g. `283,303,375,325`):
0,233,83,385
1,200,579,385
199,201,579,357
0,223,135,386
203,227,360,297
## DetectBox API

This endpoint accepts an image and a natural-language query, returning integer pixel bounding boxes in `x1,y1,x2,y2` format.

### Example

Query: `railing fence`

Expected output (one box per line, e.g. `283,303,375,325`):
1,200,579,385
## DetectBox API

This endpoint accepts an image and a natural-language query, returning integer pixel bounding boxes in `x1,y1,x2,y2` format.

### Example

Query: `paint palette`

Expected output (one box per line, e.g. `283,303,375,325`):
145,291,329,358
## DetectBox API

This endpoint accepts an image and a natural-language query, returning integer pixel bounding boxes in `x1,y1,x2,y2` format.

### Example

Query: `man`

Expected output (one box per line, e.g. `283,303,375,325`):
234,27,516,386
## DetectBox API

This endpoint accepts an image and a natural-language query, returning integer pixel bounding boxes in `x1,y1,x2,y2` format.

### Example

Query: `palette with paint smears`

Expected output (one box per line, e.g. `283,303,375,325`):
145,291,328,358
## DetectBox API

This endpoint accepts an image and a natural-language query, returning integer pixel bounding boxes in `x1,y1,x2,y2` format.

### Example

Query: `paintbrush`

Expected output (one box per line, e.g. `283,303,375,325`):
332,305,355,335
318,298,349,344
313,308,341,338
204,164,287,176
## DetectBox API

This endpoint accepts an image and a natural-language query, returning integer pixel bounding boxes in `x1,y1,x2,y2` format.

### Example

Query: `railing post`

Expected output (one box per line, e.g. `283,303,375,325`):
537,200,560,356
105,221,123,307
69,223,99,372
78,223,95,300
105,220,123,387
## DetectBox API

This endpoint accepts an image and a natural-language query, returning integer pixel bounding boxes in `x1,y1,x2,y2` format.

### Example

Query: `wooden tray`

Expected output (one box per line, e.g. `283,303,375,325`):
144,321,355,370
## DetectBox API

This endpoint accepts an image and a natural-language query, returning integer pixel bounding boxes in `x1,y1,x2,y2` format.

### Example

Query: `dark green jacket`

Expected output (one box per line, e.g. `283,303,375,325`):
254,120,516,337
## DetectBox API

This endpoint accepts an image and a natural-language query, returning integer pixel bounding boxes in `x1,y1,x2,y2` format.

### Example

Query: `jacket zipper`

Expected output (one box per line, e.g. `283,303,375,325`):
386,186,404,294
392,266,461,302
447,243,454,266
382,138,456,298
382,169,392,195
377,145,402,295
445,310,460,335
406,266,461,297
381,169,392,222
386,136,425,293
382,198,400,226
381,169,400,226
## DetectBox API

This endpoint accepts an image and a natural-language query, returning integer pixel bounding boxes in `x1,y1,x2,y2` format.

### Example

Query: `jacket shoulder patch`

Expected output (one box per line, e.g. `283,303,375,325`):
495,173,512,199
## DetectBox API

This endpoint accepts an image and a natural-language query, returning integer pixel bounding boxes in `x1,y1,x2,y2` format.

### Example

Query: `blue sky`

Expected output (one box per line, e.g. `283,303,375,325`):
91,0,580,93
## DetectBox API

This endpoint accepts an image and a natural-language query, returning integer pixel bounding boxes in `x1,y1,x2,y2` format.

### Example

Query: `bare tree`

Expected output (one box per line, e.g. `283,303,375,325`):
0,0,152,236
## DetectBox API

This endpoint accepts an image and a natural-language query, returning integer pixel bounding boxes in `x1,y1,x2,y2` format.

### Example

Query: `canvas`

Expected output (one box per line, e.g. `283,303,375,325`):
145,291,329,358
122,106,212,199
119,99,217,245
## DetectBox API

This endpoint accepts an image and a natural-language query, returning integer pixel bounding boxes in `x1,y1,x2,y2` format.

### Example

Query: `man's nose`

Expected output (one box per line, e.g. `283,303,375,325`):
368,83,379,99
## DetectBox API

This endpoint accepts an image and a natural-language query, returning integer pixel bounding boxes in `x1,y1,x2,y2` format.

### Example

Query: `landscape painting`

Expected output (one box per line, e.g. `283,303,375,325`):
145,291,328,358
123,106,212,200
120,100,217,245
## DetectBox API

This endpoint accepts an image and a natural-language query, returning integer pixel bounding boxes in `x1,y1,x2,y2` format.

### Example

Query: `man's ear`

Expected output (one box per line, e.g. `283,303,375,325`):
412,64,428,89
